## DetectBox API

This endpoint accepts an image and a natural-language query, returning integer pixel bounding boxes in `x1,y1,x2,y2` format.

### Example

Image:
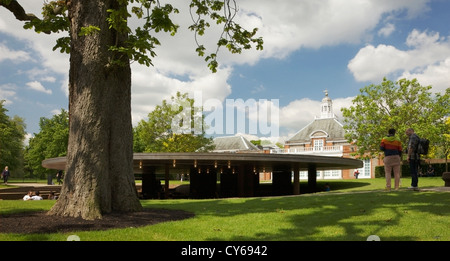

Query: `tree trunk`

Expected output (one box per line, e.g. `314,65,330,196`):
48,0,142,220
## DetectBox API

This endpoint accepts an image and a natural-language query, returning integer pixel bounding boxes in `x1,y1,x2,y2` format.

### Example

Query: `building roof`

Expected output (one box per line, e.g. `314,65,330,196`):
213,135,261,152
42,153,363,172
287,117,346,143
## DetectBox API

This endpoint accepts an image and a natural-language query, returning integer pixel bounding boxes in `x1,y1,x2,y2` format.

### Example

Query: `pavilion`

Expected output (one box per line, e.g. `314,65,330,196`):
42,152,363,199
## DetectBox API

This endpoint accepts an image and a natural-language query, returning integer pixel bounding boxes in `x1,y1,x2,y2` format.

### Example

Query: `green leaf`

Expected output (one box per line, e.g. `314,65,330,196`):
78,25,100,36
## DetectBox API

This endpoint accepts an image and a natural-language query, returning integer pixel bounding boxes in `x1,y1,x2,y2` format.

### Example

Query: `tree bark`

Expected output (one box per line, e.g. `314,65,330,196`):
48,0,142,220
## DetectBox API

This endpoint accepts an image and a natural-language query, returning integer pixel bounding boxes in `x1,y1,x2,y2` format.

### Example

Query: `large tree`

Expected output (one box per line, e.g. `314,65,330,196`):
341,78,450,158
1,0,262,219
134,92,215,153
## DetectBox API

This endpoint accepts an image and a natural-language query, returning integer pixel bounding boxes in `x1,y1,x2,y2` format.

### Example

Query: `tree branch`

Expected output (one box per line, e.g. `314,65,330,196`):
0,0,39,22
0,0,65,34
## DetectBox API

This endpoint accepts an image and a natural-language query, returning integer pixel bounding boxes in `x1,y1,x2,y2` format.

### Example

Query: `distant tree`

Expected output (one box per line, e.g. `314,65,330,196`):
24,109,69,178
250,140,261,146
341,78,450,158
438,117,450,172
134,92,215,152
275,142,284,149
0,100,26,175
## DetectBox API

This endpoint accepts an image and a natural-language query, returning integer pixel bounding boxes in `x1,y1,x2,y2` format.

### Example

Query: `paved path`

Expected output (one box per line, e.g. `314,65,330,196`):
420,186,450,192
6,183,61,187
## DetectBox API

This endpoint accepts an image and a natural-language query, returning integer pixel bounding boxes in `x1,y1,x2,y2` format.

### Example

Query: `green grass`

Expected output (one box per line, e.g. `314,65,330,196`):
0,177,448,241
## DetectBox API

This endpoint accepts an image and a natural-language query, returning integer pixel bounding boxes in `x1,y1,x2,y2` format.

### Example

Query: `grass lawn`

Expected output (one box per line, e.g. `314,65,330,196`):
0,177,448,241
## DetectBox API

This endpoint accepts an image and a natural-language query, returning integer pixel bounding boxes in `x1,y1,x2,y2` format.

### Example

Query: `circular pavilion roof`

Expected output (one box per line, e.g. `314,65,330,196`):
42,152,363,173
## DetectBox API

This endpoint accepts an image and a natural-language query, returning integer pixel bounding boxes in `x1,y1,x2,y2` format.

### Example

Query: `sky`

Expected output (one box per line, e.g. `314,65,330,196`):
1,0,450,144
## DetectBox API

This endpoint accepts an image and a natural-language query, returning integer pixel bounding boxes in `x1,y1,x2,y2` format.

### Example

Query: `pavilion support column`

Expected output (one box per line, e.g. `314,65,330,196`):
238,164,258,197
237,164,245,197
190,166,217,198
189,167,200,198
220,168,237,197
293,165,300,195
164,164,170,199
141,166,157,199
308,164,317,193
252,166,260,197
206,168,218,198
272,164,292,196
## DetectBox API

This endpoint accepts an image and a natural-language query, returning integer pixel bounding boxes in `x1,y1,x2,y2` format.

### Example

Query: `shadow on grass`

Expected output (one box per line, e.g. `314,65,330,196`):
306,180,372,192
141,191,450,241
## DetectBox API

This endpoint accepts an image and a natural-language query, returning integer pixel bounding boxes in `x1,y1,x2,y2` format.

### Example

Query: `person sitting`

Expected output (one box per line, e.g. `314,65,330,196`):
48,192,58,200
23,191,33,201
426,165,435,177
31,191,43,200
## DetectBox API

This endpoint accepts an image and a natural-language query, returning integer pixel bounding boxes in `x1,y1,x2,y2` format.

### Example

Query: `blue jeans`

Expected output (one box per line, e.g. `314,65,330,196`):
409,159,419,187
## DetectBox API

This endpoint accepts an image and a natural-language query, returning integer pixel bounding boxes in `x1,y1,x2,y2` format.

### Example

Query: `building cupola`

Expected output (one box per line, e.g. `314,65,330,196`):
320,90,335,119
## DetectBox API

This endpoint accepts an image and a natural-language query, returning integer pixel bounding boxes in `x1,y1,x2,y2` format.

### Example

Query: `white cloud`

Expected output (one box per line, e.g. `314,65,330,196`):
60,77,69,97
0,42,31,63
51,109,62,115
378,23,395,37
348,29,450,93
40,76,56,83
26,81,52,94
251,85,265,94
399,58,450,93
24,133,33,146
235,0,430,58
0,83,17,105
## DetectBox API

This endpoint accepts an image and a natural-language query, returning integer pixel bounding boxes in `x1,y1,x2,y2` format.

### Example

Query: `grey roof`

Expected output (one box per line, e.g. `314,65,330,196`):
287,118,346,143
213,135,261,152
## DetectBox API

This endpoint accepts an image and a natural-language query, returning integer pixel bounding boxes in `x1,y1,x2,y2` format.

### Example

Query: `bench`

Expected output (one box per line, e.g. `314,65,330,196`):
0,186,61,200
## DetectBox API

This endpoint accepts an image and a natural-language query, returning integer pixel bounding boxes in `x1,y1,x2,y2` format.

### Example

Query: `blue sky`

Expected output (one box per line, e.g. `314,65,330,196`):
1,0,450,143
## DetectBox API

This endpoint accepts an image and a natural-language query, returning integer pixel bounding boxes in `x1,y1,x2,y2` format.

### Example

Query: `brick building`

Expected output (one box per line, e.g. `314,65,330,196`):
273,90,376,179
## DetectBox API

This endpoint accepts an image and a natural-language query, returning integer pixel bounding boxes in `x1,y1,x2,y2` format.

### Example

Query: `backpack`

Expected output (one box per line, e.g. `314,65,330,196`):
417,138,430,155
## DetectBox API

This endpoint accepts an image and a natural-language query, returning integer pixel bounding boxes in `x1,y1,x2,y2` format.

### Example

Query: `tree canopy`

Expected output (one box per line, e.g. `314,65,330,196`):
134,92,215,152
341,78,450,158
24,109,69,178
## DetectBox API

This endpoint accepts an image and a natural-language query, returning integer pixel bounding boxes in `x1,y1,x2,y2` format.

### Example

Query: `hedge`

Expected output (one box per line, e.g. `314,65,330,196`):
375,162,448,178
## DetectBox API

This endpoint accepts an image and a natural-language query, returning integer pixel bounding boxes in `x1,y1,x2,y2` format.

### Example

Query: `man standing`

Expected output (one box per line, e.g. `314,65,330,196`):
406,128,420,191
380,128,402,191
1,166,10,185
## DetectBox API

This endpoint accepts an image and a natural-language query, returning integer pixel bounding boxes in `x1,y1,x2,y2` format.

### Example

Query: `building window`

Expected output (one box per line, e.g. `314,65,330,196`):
314,139,324,151
363,159,371,178
355,159,371,178
323,170,341,179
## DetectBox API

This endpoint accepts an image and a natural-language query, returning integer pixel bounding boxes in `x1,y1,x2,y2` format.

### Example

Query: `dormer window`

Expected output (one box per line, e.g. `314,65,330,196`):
313,139,324,151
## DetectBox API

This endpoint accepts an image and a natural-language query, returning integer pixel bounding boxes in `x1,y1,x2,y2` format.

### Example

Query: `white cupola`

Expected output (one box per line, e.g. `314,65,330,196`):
320,90,335,119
